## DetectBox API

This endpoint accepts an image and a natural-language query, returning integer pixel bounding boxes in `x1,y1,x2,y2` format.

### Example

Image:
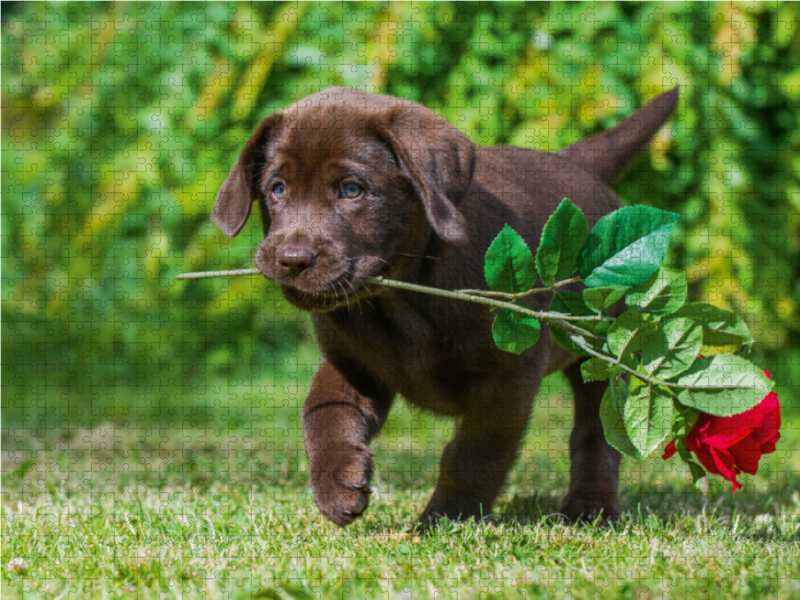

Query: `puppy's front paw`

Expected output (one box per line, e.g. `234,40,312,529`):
309,442,374,525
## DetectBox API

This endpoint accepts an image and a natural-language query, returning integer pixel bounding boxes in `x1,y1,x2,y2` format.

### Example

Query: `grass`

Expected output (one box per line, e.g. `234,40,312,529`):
3,376,799,600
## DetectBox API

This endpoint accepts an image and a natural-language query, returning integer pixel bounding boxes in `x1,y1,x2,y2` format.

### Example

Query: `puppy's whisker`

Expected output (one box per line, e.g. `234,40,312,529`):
341,272,370,310
336,281,345,307
396,252,439,260
337,281,354,315
353,255,392,267
345,271,368,295
343,278,358,296
342,279,363,315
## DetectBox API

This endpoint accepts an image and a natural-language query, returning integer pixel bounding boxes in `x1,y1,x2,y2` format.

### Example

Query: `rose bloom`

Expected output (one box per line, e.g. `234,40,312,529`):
663,369,781,491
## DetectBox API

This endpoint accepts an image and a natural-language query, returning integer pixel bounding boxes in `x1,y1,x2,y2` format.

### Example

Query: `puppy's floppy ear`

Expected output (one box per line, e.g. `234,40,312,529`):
370,108,474,245
212,114,283,238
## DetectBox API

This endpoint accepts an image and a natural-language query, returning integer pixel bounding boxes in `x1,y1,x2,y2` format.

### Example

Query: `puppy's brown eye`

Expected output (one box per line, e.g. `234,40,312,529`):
272,183,286,199
340,182,363,199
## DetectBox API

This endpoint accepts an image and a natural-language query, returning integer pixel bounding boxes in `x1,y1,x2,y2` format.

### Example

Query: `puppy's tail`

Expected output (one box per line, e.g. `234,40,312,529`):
558,87,679,184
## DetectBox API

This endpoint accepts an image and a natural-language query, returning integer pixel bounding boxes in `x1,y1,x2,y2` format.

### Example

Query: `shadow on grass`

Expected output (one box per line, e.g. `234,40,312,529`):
497,485,800,542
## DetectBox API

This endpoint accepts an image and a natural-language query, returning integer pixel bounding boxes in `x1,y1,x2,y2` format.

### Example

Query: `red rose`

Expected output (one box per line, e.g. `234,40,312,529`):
663,369,781,491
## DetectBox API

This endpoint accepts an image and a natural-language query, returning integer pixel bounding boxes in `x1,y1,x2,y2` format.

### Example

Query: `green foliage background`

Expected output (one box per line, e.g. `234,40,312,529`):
3,1,799,428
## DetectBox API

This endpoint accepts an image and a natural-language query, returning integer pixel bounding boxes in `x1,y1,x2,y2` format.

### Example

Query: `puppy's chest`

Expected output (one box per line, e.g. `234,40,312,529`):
316,301,482,412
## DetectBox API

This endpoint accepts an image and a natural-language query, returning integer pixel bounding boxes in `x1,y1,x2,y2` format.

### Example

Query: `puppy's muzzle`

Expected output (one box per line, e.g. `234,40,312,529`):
276,246,316,278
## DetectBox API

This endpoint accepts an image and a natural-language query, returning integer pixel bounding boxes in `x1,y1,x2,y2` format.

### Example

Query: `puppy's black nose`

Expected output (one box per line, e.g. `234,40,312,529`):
277,246,315,277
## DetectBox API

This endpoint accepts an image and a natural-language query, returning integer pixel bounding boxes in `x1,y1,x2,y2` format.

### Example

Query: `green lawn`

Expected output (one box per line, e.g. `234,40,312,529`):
3,377,799,600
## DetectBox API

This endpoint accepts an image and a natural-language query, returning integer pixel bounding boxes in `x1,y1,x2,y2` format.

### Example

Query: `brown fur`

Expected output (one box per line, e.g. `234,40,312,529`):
212,87,679,527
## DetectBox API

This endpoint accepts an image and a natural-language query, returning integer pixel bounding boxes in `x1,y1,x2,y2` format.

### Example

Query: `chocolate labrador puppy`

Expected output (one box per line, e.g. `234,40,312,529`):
212,86,678,527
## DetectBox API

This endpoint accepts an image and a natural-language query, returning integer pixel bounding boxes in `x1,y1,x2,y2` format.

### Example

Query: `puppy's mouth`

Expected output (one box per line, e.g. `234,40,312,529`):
280,279,377,312
259,254,389,313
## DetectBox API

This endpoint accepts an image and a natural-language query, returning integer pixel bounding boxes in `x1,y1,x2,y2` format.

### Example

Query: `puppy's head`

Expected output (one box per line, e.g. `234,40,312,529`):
212,87,475,312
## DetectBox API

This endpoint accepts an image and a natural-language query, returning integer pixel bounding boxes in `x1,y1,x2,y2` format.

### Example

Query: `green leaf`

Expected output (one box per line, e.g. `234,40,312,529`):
669,408,708,487
492,304,541,354
580,357,611,382
579,206,679,289
609,374,628,415
535,198,590,287
677,435,710,489
579,351,637,383
673,302,754,355
607,310,653,358
599,377,639,458
674,355,773,416
641,317,703,379
549,292,609,357
626,267,687,316
484,225,538,294
583,286,628,313
622,382,673,459
551,290,595,317
671,406,701,440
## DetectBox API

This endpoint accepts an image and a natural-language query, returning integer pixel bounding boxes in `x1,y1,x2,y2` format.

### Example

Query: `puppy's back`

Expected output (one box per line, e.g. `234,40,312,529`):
471,145,619,226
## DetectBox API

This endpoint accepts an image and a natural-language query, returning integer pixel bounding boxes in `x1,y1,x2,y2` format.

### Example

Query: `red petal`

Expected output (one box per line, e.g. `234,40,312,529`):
708,447,742,491
701,391,780,448
759,432,781,455
662,441,677,460
690,443,720,476
751,392,781,450
700,420,754,449
729,436,762,475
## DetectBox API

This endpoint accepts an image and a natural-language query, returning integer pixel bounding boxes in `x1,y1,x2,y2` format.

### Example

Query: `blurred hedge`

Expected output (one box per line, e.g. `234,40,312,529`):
3,2,799,424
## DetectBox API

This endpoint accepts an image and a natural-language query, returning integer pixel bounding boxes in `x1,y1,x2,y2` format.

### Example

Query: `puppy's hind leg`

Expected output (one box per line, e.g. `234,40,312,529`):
560,360,621,523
